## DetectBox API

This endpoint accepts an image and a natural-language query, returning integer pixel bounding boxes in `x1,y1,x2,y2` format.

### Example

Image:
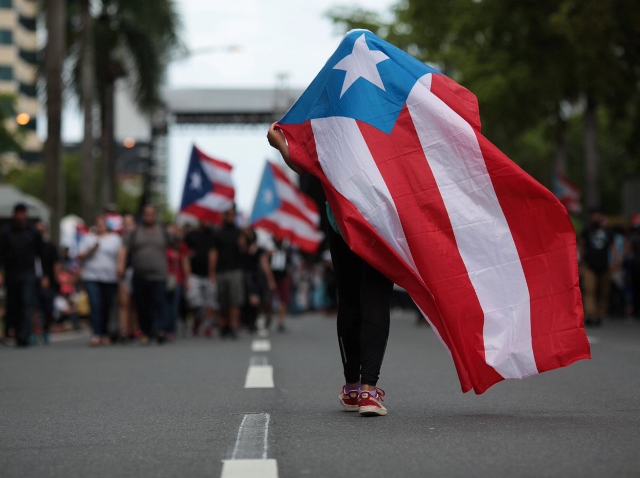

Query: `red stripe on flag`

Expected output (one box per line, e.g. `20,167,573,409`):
357,107,503,392
212,182,235,200
252,218,320,254
181,204,223,225
430,75,482,133
271,163,319,215
476,133,590,373
277,200,314,227
196,147,234,172
278,121,475,392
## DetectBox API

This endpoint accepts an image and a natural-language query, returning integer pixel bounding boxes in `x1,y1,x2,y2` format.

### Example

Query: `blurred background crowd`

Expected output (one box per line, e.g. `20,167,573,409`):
1,200,639,347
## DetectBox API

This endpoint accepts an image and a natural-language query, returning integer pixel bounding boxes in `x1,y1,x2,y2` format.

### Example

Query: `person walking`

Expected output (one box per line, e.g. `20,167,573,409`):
267,238,293,333
184,220,217,336
268,124,392,416
212,205,245,339
117,213,138,341
119,205,169,344
78,215,122,346
0,204,43,347
165,226,190,340
34,222,61,344
579,209,614,327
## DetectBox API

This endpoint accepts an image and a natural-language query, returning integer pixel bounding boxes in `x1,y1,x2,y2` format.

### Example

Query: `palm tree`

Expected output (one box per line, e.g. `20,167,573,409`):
44,0,66,243
79,0,96,221
68,0,181,207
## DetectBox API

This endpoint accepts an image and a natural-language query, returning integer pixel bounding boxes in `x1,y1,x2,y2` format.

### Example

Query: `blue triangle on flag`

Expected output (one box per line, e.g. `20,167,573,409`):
250,163,281,223
180,146,213,211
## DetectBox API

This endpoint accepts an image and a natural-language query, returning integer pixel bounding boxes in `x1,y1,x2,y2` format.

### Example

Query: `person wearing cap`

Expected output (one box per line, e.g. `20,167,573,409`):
0,203,44,347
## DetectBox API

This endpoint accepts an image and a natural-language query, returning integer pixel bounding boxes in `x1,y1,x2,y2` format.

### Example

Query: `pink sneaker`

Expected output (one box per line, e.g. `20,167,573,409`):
339,386,360,412
359,388,387,416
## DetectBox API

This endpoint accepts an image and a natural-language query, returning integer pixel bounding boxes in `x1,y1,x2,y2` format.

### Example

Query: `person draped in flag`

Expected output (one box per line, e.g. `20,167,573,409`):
268,124,391,416
267,29,590,407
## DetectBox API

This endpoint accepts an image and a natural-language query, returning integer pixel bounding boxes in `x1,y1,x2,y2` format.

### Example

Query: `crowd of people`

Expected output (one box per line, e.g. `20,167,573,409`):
0,202,332,348
2,201,639,348
579,209,640,326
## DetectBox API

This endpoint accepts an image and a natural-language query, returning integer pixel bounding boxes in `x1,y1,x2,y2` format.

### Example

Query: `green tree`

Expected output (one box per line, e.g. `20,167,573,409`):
328,0,640,214
43,0,67,243
66,0,182,210
0,94,24,157
3,153,138,218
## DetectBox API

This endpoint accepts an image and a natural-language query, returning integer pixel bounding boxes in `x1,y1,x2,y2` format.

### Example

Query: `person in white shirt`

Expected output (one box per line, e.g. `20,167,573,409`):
78,215,122,346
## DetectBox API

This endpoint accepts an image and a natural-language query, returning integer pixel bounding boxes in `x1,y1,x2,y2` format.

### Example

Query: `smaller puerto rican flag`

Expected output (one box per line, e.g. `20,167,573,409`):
180,145,235,224
250,162,323,254
553,170,582,215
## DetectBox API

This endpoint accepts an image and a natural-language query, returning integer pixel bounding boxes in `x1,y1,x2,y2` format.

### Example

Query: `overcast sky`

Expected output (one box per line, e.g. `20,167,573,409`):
61,0,396,215
164,0,396,215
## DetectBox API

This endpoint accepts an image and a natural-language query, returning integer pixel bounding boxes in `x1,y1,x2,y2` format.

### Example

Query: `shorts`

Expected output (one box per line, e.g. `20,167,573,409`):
217,270,245,309
275,275,292,305
187,275,219,310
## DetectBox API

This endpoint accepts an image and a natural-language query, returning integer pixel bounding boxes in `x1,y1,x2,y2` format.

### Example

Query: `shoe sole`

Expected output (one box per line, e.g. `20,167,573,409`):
359,406,387,416
339,398,359,412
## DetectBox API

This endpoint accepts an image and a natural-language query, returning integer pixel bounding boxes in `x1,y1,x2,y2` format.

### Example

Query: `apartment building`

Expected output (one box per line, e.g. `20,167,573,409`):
0,0,41,162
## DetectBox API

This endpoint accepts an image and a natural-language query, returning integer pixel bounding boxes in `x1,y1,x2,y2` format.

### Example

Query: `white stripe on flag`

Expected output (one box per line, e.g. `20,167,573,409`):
196,193,235,211
265,210,324,242
311,117,419,273
201,161,234,187
273,178,319,225
407,74,537,379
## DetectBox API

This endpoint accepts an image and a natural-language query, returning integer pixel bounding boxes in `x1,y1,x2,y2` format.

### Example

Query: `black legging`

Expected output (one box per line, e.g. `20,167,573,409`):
328,226,393,387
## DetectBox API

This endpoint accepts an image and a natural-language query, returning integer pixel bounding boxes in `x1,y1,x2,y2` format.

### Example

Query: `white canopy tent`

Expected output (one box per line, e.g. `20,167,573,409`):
0,185,50,224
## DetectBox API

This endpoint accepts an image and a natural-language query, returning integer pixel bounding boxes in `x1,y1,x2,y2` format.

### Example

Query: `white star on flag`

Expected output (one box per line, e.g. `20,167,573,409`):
333,33,390,98
263,189,274,204
190,171,202,191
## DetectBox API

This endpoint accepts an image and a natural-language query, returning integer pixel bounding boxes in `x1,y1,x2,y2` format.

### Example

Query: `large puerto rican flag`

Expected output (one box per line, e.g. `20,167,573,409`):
180,145,235,224
250,161,323,254
276,30,590,394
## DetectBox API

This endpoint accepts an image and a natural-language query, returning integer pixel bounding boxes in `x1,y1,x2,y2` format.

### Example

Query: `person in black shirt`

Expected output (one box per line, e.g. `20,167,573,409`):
35,222,61,344
184,221,217,336
240,228,276,333
211,205,245,338
579,209,614,326
0,204,43,346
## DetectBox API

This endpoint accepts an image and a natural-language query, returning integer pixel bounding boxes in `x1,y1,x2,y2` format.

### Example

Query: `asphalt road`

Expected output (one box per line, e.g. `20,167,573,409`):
1,310,639,478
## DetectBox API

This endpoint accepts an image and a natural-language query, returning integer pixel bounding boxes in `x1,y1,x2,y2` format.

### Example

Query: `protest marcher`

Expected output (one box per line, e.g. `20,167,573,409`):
241,227,275,333
165,225,190,340
579,209,614,326
119,205,169,344
267,238,293,332
0,204,43,347
118,213,138,341
34,222,61,344
184,220,217,336
78,215,122,346
212,205,245,339
268,124,392,416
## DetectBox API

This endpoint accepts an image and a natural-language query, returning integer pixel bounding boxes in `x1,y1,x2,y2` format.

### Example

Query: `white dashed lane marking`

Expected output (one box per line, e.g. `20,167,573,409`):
244,356,274,388
251,339,271,352
221,413,278,478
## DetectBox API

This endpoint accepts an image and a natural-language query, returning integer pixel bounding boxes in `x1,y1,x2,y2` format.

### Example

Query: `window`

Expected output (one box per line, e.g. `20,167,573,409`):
19,16,36,32
19,82,36,97
0,29,12,45
19,49,37,65
0,66,12,81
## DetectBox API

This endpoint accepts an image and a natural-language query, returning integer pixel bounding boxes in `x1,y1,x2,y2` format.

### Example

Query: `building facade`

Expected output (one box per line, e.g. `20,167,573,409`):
0,0,41,162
